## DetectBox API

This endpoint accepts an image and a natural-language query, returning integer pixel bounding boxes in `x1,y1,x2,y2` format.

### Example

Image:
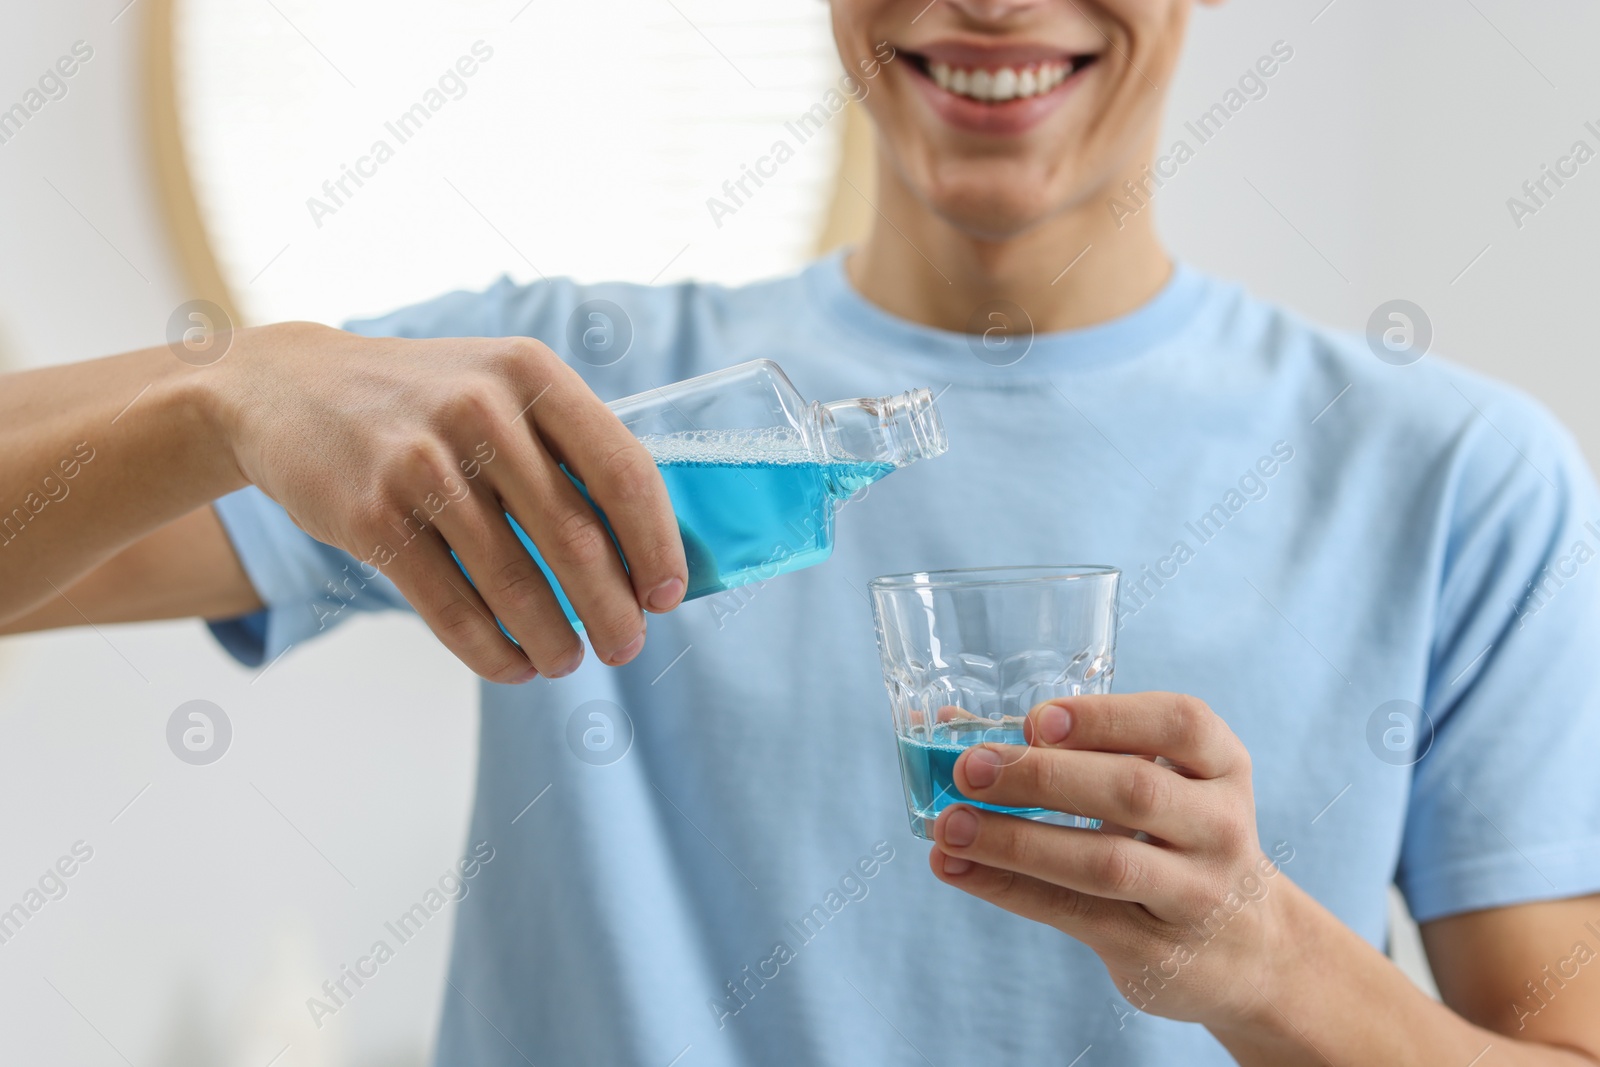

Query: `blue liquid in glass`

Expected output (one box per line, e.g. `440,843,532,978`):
473,431,894,631
897,721,1102,839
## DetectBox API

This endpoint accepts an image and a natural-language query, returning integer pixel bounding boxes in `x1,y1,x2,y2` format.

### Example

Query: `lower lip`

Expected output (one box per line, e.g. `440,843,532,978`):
908,62,1093,136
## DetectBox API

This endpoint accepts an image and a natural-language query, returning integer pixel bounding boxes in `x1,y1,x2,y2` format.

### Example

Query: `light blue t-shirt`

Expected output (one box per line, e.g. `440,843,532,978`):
211,255,1600,1065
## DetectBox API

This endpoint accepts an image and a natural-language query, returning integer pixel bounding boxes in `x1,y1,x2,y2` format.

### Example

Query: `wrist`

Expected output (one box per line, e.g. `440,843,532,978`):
193,321,338,492
1203,877,1419,1066
160,326,262,497
1202,872,1318,1040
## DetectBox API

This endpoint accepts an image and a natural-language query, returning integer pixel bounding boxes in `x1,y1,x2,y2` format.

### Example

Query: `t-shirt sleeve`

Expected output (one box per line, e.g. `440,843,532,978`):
1396,391,1600,922
207,488,411,667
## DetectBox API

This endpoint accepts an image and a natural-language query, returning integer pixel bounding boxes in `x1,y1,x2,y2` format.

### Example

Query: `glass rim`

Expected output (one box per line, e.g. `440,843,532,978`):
867,564,1120,592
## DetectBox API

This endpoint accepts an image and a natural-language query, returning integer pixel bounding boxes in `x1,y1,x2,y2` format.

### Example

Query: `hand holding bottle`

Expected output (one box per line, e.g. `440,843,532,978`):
213,322,687,682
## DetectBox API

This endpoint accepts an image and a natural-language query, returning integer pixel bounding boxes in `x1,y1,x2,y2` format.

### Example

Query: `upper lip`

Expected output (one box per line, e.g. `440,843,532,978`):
907,40,1101,69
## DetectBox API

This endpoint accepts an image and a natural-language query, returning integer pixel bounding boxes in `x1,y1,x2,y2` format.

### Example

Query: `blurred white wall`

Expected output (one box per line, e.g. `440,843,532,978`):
0,9,476,1067
3,1,1597,1064
1167,2,1600,465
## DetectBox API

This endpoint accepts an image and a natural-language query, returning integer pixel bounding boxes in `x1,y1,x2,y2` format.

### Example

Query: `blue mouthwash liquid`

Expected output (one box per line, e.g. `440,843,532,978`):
897,720,1103,838
490,428,894,630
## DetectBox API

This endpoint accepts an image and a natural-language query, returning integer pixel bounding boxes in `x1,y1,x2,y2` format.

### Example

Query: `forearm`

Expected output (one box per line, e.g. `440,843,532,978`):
0,343,246,623
1209,882,1598,1067
0,504,262,633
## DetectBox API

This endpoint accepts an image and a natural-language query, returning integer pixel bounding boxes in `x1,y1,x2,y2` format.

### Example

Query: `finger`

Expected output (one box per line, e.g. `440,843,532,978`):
908,704,979,728
926,844,1128,938
433,499,586,678
937,704,984,722
378,525,536,685
522,359,688,614
955,745,1211,844
1028,692,1244,779
933,803,1187,909
485,421,648,666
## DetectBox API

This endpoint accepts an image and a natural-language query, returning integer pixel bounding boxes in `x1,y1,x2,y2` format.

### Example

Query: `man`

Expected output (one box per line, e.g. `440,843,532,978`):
3,0,1599,1063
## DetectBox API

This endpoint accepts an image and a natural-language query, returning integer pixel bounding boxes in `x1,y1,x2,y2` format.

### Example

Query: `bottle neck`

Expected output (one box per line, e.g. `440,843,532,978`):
810,388,949,481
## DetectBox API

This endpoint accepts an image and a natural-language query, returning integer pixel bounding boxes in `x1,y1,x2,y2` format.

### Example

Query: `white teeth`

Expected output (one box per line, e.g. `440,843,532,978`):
928,60,1076,103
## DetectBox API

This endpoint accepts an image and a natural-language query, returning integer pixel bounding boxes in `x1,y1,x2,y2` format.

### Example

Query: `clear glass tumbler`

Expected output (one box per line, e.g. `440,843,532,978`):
868,566,1121,840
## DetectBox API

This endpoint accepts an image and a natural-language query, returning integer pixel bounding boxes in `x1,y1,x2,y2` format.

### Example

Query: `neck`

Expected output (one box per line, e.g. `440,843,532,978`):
845,151,1172,335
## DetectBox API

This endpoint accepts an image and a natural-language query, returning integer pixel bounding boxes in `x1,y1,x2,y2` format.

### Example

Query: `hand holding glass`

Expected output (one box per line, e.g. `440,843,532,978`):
869,566,1120,840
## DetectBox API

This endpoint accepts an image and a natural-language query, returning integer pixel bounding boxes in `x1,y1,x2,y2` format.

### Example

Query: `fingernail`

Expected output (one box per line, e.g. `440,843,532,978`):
963,746,1001,789
943,807,979,848
942,853,973,876
611,630,645,665
511,666,540,684
1038,704,1072,745
646,577,684,612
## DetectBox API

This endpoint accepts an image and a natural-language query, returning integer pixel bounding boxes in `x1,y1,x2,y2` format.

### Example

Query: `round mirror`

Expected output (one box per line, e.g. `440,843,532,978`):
163,0,867,326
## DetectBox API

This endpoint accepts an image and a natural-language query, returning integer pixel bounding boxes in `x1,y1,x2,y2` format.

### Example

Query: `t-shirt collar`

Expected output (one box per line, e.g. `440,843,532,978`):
802,248,1211,372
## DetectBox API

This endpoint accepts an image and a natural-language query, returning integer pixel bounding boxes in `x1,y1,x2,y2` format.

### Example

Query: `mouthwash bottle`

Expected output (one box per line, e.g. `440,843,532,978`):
471,359,947,631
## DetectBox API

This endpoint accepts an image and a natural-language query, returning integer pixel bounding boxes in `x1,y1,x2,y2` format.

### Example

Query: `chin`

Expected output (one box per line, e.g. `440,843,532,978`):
933,194,1049,241
919,163,1073,242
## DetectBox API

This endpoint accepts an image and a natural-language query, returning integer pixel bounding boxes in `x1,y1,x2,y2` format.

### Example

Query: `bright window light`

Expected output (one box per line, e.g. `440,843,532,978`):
174,0,849,326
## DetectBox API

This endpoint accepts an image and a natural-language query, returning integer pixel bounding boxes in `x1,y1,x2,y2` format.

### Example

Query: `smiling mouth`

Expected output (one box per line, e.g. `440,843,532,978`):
906,52,1101,105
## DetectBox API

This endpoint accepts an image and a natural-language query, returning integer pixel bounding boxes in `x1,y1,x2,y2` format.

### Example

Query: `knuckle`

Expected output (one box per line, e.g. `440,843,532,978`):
1050,888,1096,926
1209,796,1260,857
1178,880,1227,925
1168,692,1213,746
1213,812,1256,857
1116,909,1170,953
499,334,556,370
595,441,658,499
430,596,523,681
1097,840,1145,897
504,339,569,399
1123,762,1171,822
431,598,532,683
354,493,403,542
627,532,685,583
1036,754,1080,816
391,437,452,489
549,506,613,568
1232,740,1253,777
431,595,486,646
442,380,501,427
1003,819,1043,873
490,557,550,617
